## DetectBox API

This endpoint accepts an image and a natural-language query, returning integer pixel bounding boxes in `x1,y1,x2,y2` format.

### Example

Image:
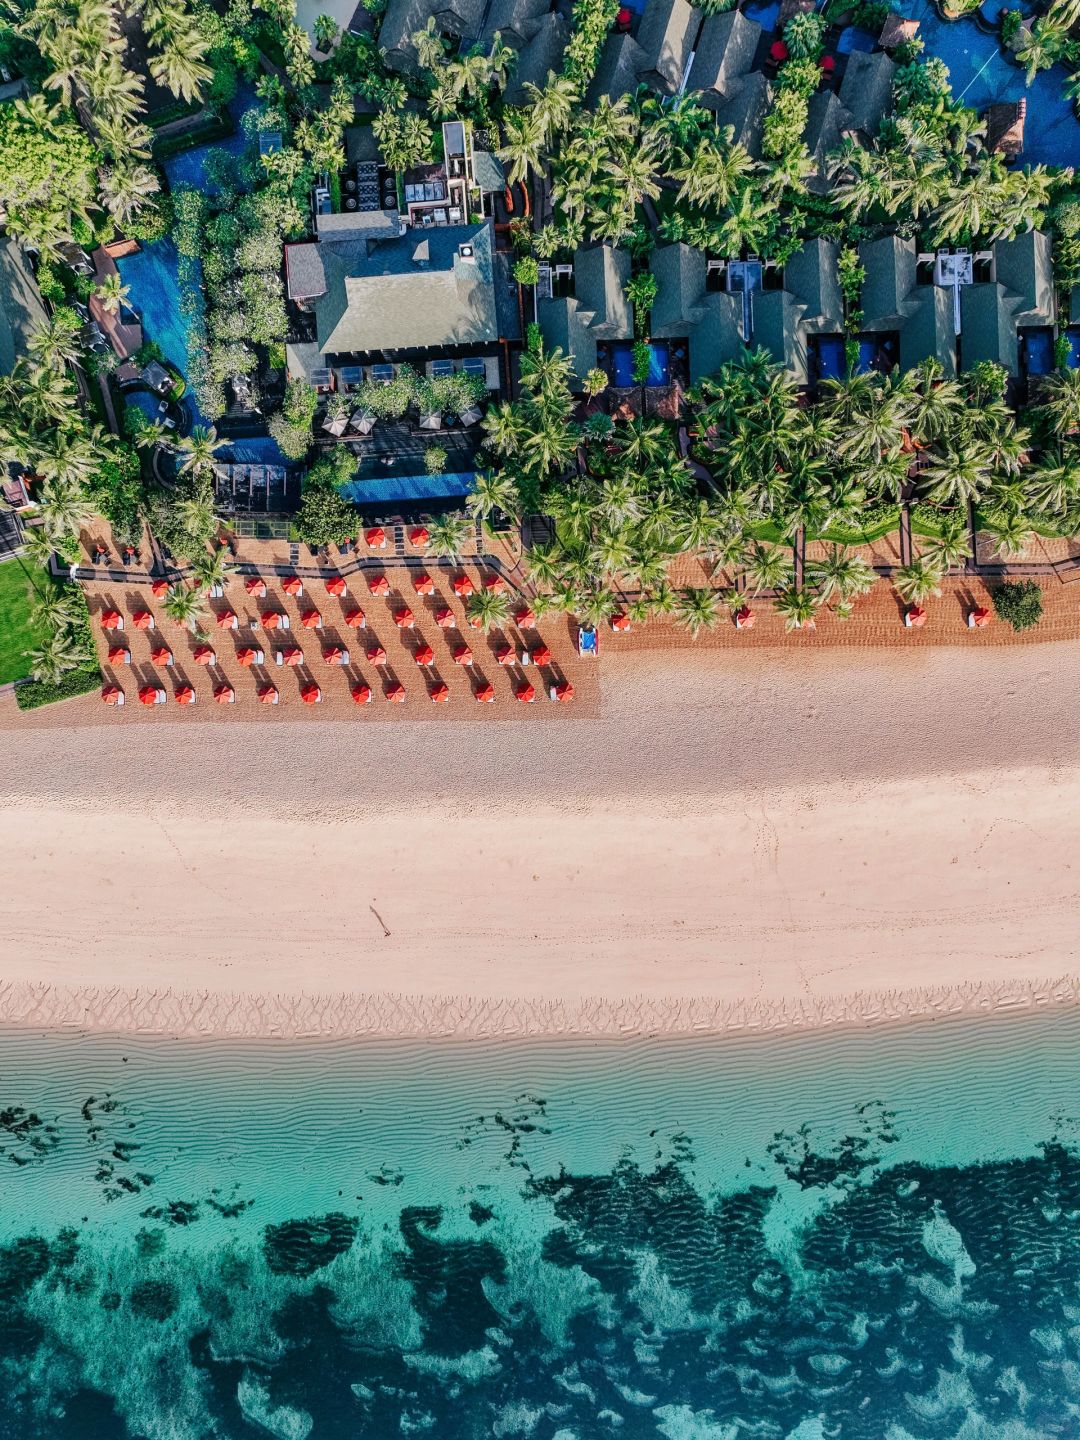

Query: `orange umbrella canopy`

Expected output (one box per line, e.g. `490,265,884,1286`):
261,610,284,628
610,612,631,632
245,576,267,596
283,575,304,596
351,683,372,704
214,685,235,704
300,609,322,628
101,611,122,629
429,682,449,703
344,608,367,628
453,643,472,664
452,574,474,597
132,610,154,629
216,610,238,629
281,647,304,666
175,685,195,705
474,682,494,703
483,575,505,593
413,573,434,595
496,644,513,665
735,605,755,628
514,607,535,627
151,579,169,597
385,681,406,702
554,681,574,703
257,685,278,704
138,686,162,705
193,646,215,664
515,681,535,703
365,527,387,547
237,648,259,667
414,644,434,665
435,606,455,628
394,607,414,628
101,685,123,704
107,645,129,664
907,605,927,627
367,644,387,664
532,644,552,666
323,646,345,665
151,646,172,664
409,526,430,547
368,574,390,596
301,684,322,704
326,576,347,596
971,607,991,628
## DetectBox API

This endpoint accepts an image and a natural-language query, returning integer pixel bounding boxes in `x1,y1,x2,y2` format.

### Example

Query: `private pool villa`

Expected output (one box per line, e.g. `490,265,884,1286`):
602,340,676,388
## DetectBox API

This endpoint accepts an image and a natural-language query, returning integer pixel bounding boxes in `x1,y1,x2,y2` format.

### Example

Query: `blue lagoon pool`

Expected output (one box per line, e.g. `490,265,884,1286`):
609,340,670,387
341,470,476,507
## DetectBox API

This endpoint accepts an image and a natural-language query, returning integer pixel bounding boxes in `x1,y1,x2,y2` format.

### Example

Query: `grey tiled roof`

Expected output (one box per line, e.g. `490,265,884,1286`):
316,210,401,241
686,11,760,102
712,70,772,157
635,0,698,93
587,32,647,105
803,90,854,193
783,238,843,331
504,15,570,103
837,50,895,137
993,230,1054,325
960,284,1019,373
285,243,327,302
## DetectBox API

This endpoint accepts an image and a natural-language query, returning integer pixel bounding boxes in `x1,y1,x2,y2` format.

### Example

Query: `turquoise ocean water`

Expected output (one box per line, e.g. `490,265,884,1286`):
1,1012,1080,1438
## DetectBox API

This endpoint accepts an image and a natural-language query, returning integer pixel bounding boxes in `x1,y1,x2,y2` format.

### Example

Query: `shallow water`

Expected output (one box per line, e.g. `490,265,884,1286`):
2,1012,1079,1437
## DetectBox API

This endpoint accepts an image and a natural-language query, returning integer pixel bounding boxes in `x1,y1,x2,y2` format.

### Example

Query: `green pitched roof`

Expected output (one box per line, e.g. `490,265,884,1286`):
960,284,1018,373
686,10,760,101
837,50,895,136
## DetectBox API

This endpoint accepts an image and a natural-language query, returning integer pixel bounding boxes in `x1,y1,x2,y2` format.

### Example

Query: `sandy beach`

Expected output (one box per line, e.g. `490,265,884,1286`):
2,638,1080,1037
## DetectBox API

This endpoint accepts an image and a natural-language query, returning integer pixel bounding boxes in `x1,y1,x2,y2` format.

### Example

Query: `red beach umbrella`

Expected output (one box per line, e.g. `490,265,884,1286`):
365,527,387,549
139,685,165,706
368,574,390,596
132,610,154,630
515,680,535,704
344,608,367,628
236,647,260,667
300,609,323,629
174,684,195,705
245,576,267,597
394,606,414,628
193,645,216,665
429,682,449,703
532,643,552,667
280,647,304,666
367,644,387,665
435,606,455,628
107,645,130,665
214,684,235,705
385,681,406,703
483,574,505,594
351,682,372,704
735,604,755,630
216,610,238,630
413,573,435,595
261,610,283,628
283,575,304,596
258,684,279,705
414,644,434,666
323,646,347,666
101,610,123,630
409,526,430,548
453,574,474,597
151,579,168,598
325,575,347,597
515,606,535,627
453,643,472,665
553,681,574,703
151,646,173,666
301,683,321,705
101,684,124,705
496,643,513,666
610,612,631,633
905,605,927,629
474,682,494,703
969,607,991,629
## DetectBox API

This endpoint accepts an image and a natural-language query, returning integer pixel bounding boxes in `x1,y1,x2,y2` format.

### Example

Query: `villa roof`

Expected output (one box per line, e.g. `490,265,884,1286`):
783,238,843,332
471,148,506,194
285,242,327,302
803,90,855,193
316,210,401,242
752,290,809,383
648,242,744,383
481,0,548,47
859,234,916,326
686,10,760,102
837,50,895,137
0,237,47,376
574,245,633,338
860,235,957,375
635,0,698,93
960,283,1019,373
537,295,599,383
878,12,918,47
313,222,498,355
588,32,647,106
712,69,772,157
503,15,570,103
985,100,1026,158
378,0,486,68
992,230,1053,325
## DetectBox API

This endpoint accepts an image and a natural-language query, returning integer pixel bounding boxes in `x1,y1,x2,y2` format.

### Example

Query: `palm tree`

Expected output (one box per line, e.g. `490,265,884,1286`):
1035,369,1080,438
190,546,230,592
811,546,875,604
95,273,131,316
312,13,339,51
85,54,146,122
28,313,82,371
467,469,518,525
25,628,89,685
466,587,511,631
741,542,792,595
99,164,161,228
892,557,944,606
920,517,972,571
411,17,446,69
162,583,206,633
518,344,574,403
427,510,472,560
525,542,564,590
983,510,1035,560
773,587,819,632
39,479,96,543
670,135,753,211
148,33,213,102
29,582,78,633
176,426,225,478
923,444,992,506
522,71,578,145
674,586,721,637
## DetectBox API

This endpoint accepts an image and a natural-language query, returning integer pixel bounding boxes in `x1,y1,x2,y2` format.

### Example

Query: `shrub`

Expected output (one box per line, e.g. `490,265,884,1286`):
631,339,652,384
784,10,826,59
424,443,448,473
513,255,540,286
1001,6,1022,40
992,580,1043,631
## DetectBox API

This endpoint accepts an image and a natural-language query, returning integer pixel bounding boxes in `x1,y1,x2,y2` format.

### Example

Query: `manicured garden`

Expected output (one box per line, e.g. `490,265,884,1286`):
0,557,47,686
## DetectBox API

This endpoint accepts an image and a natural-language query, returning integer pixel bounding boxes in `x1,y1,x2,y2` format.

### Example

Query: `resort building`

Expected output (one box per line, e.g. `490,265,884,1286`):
536,245,634,387
958,230,1056,378
685,11,771,157
377,0,551,74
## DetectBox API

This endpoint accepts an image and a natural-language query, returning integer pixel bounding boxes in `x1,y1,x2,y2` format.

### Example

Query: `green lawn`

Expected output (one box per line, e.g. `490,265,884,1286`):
0,556,51,685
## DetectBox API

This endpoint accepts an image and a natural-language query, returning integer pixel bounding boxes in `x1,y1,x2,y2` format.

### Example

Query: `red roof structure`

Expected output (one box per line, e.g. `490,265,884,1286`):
483,574,505,594
344,608,367,628
515,606,535,627
175,685,195,705
101,611,123,630
300,609,323,629
245,576,267,596
515,681,535,703
351,682,372,704
453,643,472,665
532,644,552,666
553,681,574,703
216,610,238,629
236,648,259,667
368,574,390,596
735,605,755,629
367,644,387,664
394,607,414,628
970,607,991,628
283,576,304,596
258,685,279,704
193,646,216,665
281,647,304,666
496,644,513,665
435,606,455,628
324,646,346,665
905,605,927,628
151,646,172,665
365,527,387,548
151,579,168,598
139,685,165,706
414,644,434,666
261,610,285,628
107,645,130,665
474,682,494,703
385,681,406,702
214,684,235,704
610,613,631,633
409,526,430,547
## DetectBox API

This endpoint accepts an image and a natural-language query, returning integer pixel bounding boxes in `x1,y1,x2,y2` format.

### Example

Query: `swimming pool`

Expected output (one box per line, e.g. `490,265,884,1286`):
898,0,1080,167
813,334,878,379
609,340,671,387
1063,326,1080,367
340,471,476,507
161,82,260,193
